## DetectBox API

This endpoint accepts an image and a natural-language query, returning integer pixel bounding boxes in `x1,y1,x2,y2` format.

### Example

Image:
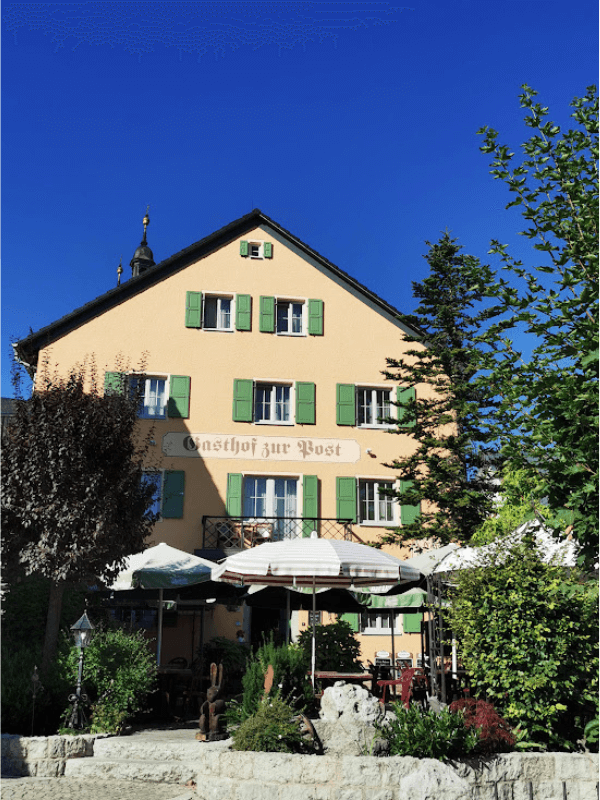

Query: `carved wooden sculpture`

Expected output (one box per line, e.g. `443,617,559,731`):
196,662,227,741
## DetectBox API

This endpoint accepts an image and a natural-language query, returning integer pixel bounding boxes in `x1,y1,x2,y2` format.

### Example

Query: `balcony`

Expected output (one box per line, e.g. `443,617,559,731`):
201,516,359,553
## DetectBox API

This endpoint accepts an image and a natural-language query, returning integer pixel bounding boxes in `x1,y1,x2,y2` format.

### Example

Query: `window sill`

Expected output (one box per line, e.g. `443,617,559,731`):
357,425,395,431
254,420,295,426
203,328,234,333
275,332,306,337
360,630,403,636
358,521,397,528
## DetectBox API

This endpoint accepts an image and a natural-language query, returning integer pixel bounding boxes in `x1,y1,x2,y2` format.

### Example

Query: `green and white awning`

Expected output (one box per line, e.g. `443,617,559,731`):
365,588,427,610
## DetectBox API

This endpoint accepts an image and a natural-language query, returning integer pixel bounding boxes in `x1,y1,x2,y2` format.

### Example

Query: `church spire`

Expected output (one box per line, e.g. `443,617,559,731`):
130,206,155,277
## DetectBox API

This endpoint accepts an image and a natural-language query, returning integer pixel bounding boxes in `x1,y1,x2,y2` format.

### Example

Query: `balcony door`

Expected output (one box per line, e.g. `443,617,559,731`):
243,477,298,540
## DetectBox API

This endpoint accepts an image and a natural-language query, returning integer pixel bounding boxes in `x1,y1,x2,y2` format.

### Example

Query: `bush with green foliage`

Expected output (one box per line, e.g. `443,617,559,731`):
447,538,599,750
297,620,361,672
229,638,311,726
231,694,309,753
57,626,157,734
376,704,480,761
202,636,248,679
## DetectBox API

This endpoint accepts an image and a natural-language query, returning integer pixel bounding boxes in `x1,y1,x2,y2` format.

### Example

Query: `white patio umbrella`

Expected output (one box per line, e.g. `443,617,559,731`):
107,542,213,665
211,535,420,684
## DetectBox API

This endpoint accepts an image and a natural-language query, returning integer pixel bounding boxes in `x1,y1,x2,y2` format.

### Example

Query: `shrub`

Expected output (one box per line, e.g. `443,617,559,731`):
297,620,361,672
377,704,480,761
232,694,309,753
449,698,515,753
57,626,157,733
447,539,599,750
230,638,311,726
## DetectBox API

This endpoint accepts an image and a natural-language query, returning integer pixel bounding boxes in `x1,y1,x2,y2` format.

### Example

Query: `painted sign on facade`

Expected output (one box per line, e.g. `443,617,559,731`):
162,432,360,463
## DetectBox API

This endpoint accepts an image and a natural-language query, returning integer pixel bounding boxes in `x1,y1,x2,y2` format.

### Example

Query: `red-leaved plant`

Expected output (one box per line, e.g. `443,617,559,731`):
449,698,516,754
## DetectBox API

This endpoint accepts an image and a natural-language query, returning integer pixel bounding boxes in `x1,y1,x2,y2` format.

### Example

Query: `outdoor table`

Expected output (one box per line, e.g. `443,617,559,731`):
312,671,374,694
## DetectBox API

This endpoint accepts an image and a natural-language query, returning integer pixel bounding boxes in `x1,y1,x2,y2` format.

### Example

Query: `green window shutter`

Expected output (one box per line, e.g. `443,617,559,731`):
168,376,191,419
162,471,185,518
340,612,360,633
240,240,249,256
185,291,202,328
104,371,125,395
295,382,316,424
400,480,421,525
226,473,243,516
235,294,252,331
336,476,357,523
336,384,356,426
397,386,416,428
308,299,324,336
259,296,275,332
302,475,319,537
263,241,272,258
403,612,423,634
232,379,254,422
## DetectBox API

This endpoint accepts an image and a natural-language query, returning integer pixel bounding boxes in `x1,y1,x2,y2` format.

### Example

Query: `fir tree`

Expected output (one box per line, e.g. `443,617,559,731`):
380,234,499,548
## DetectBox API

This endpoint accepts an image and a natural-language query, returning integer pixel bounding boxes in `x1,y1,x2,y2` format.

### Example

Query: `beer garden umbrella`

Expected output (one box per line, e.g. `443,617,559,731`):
211,535,420,684
107,542,215,665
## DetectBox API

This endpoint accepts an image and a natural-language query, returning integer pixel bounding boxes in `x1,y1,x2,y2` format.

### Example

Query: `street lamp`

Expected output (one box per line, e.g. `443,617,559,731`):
66,611,95,730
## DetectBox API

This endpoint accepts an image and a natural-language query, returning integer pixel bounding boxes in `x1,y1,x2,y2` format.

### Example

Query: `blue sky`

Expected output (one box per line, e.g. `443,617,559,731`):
2,1,597,395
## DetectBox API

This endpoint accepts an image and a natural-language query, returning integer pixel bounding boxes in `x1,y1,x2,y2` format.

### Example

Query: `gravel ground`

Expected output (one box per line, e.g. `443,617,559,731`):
1,777,196,800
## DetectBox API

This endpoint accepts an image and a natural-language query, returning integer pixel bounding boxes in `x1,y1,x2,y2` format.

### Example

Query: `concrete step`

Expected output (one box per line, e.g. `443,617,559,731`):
94,736,205,762
64,756,198,784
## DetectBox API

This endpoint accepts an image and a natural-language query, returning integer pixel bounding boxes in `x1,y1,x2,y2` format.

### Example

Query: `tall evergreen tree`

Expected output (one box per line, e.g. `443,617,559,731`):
380,234,499,548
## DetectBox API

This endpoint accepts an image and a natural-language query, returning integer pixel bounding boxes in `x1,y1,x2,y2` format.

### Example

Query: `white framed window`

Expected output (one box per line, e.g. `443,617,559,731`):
357,387,393,428
242,475,298,540
254,382,293,424
131,376,168,419
361,611,403,634
276,299,305,335
203,294,233,331
359,479,395,524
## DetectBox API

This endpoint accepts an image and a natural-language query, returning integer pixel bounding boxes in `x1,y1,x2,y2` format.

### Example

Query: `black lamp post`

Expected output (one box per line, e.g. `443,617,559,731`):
66,611,95,730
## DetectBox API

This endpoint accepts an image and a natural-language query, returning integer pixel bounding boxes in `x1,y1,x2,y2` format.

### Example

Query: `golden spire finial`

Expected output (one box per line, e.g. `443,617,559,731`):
117,255,123,287
142,205,150,244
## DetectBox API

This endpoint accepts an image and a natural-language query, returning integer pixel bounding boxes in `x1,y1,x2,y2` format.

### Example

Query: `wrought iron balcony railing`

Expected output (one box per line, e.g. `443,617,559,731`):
202,516,359,552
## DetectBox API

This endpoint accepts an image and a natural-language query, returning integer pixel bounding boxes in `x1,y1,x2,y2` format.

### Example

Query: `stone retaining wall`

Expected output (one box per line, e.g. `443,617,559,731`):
2,733,598,800
1,733,96,777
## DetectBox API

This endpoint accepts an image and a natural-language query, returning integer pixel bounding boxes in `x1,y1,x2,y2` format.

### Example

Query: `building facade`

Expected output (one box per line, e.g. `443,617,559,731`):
15,209,428,667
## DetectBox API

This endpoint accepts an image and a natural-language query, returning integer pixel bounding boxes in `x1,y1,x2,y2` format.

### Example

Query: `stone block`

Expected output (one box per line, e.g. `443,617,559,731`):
276,785,332,800
0,755,24,777
251,751,304,783
339,756,389,787
22,736,48,760
218,749,255,780
560,781,600,800
334,790,363,800
299,754,336,784
471,784,504,800
520,754,556,781
195,776,237,800
396,761,472,800
380,755,423,783
46,736,66,758
35,759,64,777
555,753,599,782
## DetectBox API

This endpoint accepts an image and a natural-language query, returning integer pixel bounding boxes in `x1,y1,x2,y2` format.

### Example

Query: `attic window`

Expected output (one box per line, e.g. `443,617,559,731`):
240,240,272,259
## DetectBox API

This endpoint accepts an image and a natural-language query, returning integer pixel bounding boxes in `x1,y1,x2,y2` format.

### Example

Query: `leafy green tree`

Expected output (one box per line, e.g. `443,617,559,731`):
1,356,158,674
477,85,598,568
447,539,599,750
380,234,499,548
297,619,362,672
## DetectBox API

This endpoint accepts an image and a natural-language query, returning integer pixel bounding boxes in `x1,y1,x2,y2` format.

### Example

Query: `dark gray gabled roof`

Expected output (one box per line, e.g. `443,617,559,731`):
14,209,419,374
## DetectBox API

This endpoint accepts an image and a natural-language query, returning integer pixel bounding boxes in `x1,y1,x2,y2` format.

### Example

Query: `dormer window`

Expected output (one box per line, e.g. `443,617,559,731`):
240,240,273,259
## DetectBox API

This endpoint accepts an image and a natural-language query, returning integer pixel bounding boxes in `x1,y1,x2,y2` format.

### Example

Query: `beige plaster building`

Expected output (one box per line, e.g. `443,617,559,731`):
15,209,428,668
